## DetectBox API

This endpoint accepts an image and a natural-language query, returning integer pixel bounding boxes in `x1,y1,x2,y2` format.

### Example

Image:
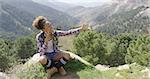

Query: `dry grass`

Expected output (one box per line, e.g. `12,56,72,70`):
58,35,75,51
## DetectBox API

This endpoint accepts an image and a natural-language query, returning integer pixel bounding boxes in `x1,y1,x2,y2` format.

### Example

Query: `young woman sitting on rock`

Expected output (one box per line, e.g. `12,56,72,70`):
32,16,89,79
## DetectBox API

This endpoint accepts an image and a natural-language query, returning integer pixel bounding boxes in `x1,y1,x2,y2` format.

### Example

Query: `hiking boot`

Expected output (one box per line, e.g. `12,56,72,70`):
58,67,67,76
47,67,58,79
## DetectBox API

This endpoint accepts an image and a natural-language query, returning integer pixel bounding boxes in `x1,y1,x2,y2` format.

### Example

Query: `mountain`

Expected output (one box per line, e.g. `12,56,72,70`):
67,0,150,35
32,0,77,12
67,3,118,25
0,1,34,39
1,0,150,39
32,0,104,11
95,0,150,35
0,0,79,38
67,0,150,24
2,0,79,28
96,5,150,35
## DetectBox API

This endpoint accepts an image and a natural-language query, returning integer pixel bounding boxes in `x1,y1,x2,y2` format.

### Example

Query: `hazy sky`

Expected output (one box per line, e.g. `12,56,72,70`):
33,0,112,7
48,0,112,3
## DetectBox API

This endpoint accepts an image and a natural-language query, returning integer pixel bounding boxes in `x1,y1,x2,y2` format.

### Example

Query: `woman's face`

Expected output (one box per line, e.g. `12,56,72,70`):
43,21,53,34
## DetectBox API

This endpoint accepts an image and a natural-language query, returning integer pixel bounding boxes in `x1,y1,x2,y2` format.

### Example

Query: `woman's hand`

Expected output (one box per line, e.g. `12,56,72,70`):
80,24,91,31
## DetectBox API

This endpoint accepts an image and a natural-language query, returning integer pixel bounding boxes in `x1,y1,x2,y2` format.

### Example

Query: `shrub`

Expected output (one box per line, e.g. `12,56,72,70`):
125,35,150,66
14,36,37,60
17,63,46,79
74,31,150,67
74,31,111,65
108,34,137,66
0,39,15,71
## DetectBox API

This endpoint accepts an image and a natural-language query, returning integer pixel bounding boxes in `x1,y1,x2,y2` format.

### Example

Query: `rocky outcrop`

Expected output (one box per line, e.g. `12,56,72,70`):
0,72,10,79
95,64,110,71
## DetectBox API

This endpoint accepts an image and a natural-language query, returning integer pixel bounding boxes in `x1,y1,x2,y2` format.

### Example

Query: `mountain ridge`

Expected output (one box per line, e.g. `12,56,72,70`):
0,0,79,38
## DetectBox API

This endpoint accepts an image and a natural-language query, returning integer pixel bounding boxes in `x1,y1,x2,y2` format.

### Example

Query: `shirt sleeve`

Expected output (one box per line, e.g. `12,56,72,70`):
55,28,81,36
36,34,47,55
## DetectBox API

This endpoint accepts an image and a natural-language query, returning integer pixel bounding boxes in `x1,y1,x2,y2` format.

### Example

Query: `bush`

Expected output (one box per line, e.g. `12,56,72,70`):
125,35,150,66
14,36,37,60
74,31,150,67
0,35,37,71
0,39,15,71
74,31,112,65
0,52,10,71
17,63,46,79
108,34,137,66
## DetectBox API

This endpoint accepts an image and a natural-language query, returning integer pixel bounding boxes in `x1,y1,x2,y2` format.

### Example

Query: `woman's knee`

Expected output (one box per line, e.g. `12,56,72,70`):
63,53,71,60
39,55,47,65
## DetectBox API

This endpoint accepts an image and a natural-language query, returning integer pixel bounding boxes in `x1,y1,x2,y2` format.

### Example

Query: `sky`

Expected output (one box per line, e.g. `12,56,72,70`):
47,0,112,7
33,0,113,7
48,0,112,3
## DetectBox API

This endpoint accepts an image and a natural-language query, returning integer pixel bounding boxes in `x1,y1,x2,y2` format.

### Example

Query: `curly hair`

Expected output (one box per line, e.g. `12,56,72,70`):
32,16,47,30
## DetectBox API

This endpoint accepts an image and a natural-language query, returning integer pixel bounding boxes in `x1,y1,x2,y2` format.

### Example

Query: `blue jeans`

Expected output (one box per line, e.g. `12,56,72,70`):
45,52,57,60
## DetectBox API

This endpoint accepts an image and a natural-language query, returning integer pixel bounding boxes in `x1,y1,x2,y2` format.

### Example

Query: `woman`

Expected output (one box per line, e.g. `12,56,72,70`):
32,16,89,79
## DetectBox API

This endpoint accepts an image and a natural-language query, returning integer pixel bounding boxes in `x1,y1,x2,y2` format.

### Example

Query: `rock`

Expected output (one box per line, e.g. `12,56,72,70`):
148,70,150,78
0,72,10,79
130,62,137,65
117,64,129,70
115,72,123,77
141,68,150,78
141,68,149,73
95,64,110,71
24,53,40,67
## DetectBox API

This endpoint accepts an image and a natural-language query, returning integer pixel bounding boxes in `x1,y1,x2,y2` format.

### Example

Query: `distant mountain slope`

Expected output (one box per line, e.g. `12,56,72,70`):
67,3,118,25
67,0,150,35
32,0,77,12
1,0,150,38
94,0,150,35
0,0,79,38
0,1,34,38
96,5,150,35
1,0,79,29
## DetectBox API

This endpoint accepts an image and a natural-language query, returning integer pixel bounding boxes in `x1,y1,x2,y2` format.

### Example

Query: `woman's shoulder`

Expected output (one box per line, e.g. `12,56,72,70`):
36,31,45,41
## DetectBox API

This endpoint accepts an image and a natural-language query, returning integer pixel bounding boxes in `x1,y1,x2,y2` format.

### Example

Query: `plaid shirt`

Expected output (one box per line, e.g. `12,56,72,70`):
36,28,81,55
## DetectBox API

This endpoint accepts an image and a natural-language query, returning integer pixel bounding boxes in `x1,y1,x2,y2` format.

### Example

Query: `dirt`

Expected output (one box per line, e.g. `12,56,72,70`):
52,71,80,79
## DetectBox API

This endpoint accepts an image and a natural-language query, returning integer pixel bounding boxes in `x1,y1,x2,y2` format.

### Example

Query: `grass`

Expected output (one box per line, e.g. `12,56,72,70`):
65,60,122,79
58,35,75,51
65,60,149,79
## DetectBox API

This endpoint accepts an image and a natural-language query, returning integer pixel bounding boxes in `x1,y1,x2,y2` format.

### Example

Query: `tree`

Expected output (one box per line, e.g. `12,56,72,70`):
125,35,150,66
0,39,14,71
14,36,36,60
74,31,111,65
108,34,137,66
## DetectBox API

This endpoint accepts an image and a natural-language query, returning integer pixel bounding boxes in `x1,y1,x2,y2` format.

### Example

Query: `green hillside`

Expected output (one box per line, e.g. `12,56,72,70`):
2,0,79,29
97,5,150,35
0,0,79,38
0,1,34,39
67,0,150,35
